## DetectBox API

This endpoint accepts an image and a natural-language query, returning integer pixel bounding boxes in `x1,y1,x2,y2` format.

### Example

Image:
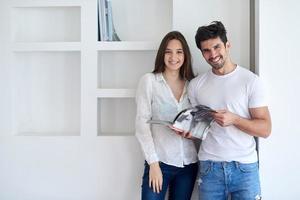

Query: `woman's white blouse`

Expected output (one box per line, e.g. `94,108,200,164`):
135,73,198,167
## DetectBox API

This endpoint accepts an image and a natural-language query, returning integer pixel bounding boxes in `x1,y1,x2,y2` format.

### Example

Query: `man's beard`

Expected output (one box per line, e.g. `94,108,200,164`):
208,57,225,70
211,62,224,70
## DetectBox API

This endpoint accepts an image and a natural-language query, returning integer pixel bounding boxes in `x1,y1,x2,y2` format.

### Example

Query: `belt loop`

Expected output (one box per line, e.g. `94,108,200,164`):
221,161,225,169
235,161,239,168
210,160,213,169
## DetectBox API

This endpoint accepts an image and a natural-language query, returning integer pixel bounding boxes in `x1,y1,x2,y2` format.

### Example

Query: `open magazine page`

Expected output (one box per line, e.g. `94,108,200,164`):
147,105,215,139
146,120,173,127
189,119,213,139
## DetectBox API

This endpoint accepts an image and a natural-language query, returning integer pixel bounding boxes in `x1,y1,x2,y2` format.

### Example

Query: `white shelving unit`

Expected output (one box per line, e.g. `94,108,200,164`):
8,0,173,137
12,51,81,136
11,5,81,42
96,89,136,98
10,2,82,136
12,42,81,51
96,41,158,51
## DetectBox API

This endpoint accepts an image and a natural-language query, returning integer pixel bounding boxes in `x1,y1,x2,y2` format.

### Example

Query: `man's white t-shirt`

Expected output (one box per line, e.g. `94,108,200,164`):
188,66,268,163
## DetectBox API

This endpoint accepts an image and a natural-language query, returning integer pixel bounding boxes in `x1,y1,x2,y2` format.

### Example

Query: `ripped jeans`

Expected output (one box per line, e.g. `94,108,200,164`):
198,161,261,200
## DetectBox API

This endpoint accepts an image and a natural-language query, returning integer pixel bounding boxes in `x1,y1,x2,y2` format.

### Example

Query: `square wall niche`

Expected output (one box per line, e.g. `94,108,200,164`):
97,51,156,89
12,52,81,136
12,6,81,42
108,0,172,41
97,98,136,136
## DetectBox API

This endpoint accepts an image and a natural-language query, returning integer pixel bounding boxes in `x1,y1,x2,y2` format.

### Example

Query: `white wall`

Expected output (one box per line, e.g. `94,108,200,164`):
258,0,300,199
0,0,12,135
0,137,144,200
0,1,145,199
0,0,251,200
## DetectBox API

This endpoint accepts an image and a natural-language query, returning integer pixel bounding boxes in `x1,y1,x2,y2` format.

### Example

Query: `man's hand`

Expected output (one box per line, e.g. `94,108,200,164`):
213,109,239,127
149,162,163,193
212,107,271,138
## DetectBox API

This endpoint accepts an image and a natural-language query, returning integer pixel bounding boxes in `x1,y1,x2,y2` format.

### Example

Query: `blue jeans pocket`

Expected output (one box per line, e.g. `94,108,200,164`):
238,162,258,173
199,161,212,176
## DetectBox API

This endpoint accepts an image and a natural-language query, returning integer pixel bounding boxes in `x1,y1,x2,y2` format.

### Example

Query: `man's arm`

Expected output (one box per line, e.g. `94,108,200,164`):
213,106,272,138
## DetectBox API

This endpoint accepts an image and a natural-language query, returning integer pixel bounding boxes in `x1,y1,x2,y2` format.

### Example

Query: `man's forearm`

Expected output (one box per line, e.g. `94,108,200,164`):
234,116,271,138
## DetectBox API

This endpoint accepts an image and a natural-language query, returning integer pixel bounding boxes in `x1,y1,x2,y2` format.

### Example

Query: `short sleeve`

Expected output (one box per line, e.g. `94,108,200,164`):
248,76,268,108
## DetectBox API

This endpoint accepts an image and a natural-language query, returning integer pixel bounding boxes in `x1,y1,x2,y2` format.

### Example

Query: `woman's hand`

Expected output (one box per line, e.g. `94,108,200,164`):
149,162,163,193
181,131,194,139
169,125,195,139
168,125,185,136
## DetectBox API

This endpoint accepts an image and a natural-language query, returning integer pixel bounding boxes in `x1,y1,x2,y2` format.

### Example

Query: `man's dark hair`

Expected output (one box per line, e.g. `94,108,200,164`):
195,21,228,50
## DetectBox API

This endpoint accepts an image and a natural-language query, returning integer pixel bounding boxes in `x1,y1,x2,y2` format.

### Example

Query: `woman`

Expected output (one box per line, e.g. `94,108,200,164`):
135,31,198,200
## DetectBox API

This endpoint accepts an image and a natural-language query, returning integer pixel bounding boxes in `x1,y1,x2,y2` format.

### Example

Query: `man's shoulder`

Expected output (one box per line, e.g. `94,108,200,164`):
237,66,258,79
234,66,262,86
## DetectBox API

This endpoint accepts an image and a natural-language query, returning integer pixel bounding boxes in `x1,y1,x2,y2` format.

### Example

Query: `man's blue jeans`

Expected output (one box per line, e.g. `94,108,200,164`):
141,161,198,200
198,161,261,200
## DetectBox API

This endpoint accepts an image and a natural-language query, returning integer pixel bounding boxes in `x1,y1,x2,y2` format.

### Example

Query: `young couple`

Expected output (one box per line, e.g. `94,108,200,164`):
135,21,272,200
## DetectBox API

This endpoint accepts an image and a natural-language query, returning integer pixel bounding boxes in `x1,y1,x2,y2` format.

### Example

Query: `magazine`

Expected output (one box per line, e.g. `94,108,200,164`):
147,105,216,139
98,0,121,41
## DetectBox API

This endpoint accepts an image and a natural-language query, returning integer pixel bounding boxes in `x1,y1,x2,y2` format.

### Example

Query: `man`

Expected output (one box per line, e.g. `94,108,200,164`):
188,21,271,200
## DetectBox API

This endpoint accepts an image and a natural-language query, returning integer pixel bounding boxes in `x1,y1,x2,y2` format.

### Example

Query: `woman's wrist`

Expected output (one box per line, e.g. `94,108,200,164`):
150,162,159,167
